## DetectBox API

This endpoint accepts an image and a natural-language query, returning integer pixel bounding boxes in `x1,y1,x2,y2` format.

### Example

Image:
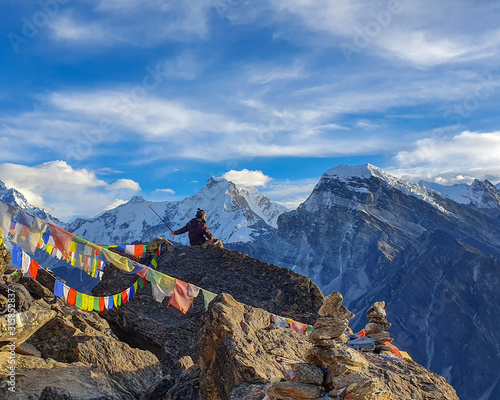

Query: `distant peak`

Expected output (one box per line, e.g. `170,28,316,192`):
130,195,146,203
206,176,230,187
324,163,383,179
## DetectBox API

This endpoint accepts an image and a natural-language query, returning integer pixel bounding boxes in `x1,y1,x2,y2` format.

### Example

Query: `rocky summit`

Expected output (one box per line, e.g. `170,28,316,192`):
0,242,459,399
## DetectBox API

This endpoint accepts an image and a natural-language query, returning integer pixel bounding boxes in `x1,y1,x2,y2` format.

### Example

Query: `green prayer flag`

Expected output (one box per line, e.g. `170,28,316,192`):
75,292,83,309
202,289,218,311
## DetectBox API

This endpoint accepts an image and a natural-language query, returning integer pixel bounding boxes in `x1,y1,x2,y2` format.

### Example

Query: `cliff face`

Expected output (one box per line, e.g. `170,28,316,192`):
0,244,459,400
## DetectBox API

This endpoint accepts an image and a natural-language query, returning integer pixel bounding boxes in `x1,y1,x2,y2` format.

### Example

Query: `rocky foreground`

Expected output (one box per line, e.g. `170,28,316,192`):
0,243,459,399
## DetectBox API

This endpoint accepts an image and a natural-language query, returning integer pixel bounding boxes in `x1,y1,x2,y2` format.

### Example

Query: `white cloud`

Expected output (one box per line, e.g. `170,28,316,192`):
222,169,272,187
50,13,109,42
109,179,141,191
50,0,215,47
98,199,128,214
246,60,307,84
269,0,500,67
0,161,141,220
154,188,176,194
388,131,500,184
260,178,318,209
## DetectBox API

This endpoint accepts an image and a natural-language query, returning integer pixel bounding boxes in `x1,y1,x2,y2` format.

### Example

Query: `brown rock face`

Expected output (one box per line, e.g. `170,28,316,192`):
198,293,312,400
292,363,324,385
266,381,321,399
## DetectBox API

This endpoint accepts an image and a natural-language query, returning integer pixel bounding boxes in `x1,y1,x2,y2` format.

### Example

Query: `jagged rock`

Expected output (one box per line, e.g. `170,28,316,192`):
229,384,266,400
178,355,195,371
331,372,369,390
20,276,54,299
365,322,391,333
93,246,322,383
199,293,312,400
147,237,175,255
367,302,386,318
0,352,119,399
0,303,56,350
29,301,162,398
146,365,200,400
309,317,350,341
318,292,354,320
291,363,324,385
39,386,73,400
15,341,41,357
265,381,321,399
307,340,367,368
345,378,384,395
364,302,393,344
363,352,459,399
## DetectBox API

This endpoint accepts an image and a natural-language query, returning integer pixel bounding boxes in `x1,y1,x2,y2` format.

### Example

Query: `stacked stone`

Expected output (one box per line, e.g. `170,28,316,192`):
265,363,323,400
305,292,369,397
364,302,394,345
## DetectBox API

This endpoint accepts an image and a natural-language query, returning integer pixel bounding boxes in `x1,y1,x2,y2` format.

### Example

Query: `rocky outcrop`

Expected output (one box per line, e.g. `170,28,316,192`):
264,292,459,400
93,245,323,383
0,242,461,400
199,293,312,400
0,267,162,399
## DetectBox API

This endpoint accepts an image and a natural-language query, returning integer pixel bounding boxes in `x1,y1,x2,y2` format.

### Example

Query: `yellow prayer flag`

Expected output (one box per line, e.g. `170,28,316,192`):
81,294,88,310
102,248,133,272
87,296,94,311
160,274,175,291
70,241,77,253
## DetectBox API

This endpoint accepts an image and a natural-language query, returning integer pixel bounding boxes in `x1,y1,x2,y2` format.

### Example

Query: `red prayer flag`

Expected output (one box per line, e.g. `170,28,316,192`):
290,320,308,335
121,290,128,304
48,223,74,259
29,259,39,280
168,279,194,314
99,297,105,312
67,288,77,306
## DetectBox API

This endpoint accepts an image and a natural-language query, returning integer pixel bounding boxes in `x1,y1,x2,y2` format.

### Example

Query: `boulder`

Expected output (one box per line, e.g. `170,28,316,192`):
318,292,354,320
199,293,312,400
309,317,349,341
0,303,56,350
292,363,324,385
266,381,321,399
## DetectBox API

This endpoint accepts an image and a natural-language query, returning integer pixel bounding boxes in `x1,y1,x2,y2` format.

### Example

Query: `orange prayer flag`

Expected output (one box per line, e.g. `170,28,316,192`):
67,288,77,306
29,259,39,280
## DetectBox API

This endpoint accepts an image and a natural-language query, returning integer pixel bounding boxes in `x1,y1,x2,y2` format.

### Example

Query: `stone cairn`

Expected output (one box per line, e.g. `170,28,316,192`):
364,301,394,354
265,292,392,399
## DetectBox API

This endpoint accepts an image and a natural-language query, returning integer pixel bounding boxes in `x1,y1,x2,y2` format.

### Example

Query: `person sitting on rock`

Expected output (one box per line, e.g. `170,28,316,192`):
171,209,223,248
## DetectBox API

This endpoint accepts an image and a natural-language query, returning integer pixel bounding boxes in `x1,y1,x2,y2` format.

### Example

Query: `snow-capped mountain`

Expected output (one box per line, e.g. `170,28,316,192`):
230,164,500,400
420,179,500,210
0,179,65,226
68,177,288,245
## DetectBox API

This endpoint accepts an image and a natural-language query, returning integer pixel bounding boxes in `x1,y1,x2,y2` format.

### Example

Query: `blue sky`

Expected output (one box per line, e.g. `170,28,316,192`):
1,0,500,221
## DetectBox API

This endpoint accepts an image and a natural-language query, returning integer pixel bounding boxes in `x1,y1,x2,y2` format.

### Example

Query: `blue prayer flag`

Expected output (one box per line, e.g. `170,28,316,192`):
53,279,64,298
